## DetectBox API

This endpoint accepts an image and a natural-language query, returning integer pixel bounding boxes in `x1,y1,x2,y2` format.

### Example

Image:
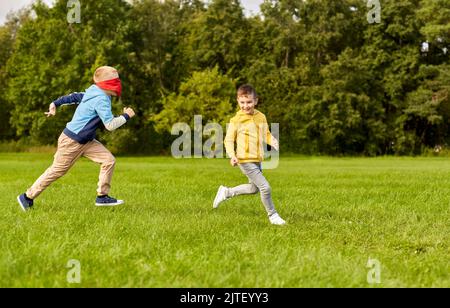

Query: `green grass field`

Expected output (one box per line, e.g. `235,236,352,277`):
0,153,449,287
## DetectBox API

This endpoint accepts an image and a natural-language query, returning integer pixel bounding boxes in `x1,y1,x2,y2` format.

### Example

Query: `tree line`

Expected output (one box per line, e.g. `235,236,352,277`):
0,0,449,155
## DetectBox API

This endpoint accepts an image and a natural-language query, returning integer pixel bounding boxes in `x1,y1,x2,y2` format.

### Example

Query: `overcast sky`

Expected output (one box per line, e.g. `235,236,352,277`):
0,0,264,25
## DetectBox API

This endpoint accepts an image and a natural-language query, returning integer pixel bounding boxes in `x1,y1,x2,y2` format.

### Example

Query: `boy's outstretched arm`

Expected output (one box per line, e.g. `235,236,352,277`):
45,92,85,117
53,92,85,107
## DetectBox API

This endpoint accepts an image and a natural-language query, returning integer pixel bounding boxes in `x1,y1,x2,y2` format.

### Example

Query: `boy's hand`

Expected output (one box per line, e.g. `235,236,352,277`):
45,103,56,117
123,107,135,118
230,157,239,167
271,138,279,151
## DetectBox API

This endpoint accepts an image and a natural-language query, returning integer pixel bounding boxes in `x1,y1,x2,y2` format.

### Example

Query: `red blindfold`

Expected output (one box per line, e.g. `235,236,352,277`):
96,78,122,97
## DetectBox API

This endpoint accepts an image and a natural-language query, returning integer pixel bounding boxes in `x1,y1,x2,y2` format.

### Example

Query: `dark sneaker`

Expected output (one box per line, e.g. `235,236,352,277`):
17,193,33,212
95,195,124,207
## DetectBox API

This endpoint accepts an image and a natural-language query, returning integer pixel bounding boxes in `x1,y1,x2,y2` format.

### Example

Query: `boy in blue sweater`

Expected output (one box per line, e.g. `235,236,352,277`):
17,66,135,211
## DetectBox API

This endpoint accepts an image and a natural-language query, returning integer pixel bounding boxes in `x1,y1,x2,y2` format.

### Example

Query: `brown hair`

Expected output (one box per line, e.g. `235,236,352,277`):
237,84,258,98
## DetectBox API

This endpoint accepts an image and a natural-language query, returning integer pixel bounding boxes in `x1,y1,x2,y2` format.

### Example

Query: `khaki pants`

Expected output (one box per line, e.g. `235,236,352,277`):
26,133,116,199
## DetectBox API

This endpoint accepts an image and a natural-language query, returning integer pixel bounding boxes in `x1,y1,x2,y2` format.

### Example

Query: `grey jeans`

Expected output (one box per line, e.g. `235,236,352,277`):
227,162,277,216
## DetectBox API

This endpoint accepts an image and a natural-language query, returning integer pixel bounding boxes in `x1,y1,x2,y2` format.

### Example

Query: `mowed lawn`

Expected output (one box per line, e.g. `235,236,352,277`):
0,153,449,288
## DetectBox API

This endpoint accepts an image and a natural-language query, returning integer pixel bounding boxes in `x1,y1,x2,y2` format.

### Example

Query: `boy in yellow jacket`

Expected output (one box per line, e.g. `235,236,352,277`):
213,85,286,225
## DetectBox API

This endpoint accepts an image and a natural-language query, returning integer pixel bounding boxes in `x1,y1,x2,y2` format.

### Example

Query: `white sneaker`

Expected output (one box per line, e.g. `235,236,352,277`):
213,186,228,209
269,213,286,225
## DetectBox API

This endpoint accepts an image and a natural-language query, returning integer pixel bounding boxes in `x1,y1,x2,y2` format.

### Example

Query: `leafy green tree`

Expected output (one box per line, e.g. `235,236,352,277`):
0,24,15,140
398,65,450,153
183,0,250,76
152,66,235,133
418,0,450,65
0,10,30,140
313,49,386,155
359,0,424,154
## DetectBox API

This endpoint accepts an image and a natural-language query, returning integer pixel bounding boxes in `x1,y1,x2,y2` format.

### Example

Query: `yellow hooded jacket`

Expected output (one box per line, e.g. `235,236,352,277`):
224,109,275,163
